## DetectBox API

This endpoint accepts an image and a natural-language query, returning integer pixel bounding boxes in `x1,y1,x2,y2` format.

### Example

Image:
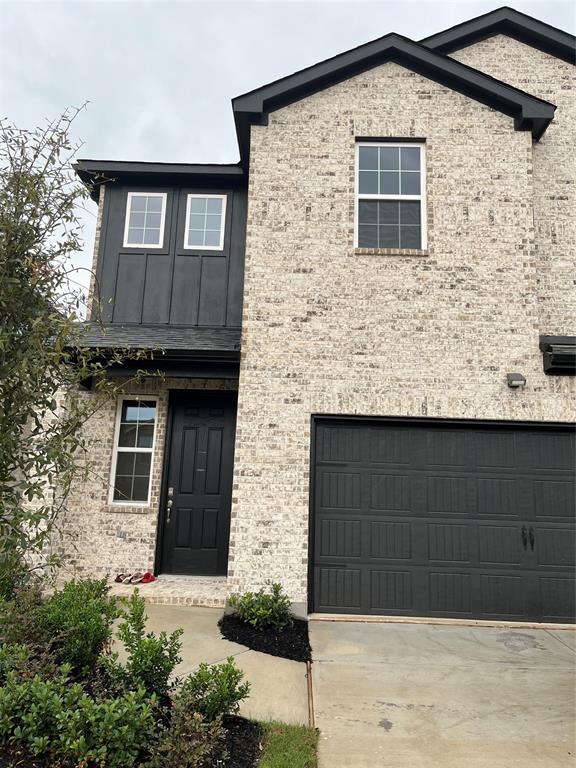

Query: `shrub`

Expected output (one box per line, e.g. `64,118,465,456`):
116,590,183,704
36,578,120,676
0,583,44,646
0,667,157,768
145,710,226,768
0,643,28,684
179,656,250,723
228,583,292,631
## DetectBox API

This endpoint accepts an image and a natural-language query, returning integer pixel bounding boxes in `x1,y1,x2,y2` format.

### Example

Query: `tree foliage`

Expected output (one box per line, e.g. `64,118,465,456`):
0,108,150,596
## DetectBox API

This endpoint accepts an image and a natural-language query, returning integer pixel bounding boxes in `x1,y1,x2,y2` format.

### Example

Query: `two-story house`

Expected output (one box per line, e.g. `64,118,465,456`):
66,7,575,623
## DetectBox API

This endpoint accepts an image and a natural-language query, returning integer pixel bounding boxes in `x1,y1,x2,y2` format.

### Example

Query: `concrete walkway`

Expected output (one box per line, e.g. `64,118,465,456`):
138,604,309,725
310,620,576,768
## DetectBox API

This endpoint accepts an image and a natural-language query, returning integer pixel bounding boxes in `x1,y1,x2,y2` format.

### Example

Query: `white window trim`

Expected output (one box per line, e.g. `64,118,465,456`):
123,192,168,249
183,193,227,251
108,395,158,506
354,142,427,250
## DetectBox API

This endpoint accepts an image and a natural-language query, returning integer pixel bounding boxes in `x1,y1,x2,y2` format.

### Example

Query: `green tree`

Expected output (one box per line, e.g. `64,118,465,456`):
0,108,150,596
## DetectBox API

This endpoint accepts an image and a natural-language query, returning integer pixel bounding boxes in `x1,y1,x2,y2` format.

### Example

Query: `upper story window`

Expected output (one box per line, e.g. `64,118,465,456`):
355,142,426,250
123,192,167,248
110,397,157,504
184,194,227,250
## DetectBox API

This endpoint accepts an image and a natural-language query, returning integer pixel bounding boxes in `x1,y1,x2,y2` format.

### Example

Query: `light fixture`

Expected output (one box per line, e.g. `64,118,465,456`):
506,373,526,389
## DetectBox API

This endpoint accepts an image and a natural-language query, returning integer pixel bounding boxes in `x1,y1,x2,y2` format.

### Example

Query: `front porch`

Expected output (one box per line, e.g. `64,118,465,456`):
108,574,230,608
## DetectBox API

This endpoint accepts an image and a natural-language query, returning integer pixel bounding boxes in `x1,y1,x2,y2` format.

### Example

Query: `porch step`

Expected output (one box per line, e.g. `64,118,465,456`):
108,575,229,609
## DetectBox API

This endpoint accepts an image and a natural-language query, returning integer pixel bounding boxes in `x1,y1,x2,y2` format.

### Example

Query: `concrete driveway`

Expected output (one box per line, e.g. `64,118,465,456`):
310,620,576,768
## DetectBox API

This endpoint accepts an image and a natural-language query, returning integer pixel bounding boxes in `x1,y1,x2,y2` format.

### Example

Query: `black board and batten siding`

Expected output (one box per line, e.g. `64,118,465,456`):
93,184,247,329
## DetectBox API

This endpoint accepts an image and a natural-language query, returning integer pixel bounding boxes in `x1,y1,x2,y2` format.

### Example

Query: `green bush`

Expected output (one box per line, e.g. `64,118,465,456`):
0,667,157,767
116,590,183,705
36,578,120,676
145,709,226,768
0,583,44,646
0,643,28,684
228,583,292,631
179,656,250,723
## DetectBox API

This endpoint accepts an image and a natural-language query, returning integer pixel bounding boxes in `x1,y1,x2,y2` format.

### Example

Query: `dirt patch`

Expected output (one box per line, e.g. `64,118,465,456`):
219,615,312,663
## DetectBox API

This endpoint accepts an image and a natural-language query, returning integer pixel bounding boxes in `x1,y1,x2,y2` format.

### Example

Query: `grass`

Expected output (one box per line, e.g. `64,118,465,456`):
257,721,319,768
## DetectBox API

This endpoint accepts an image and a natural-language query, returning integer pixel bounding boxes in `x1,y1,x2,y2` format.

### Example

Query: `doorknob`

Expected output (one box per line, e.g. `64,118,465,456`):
529,526,535,551
521,525,528,550
166,499,173,524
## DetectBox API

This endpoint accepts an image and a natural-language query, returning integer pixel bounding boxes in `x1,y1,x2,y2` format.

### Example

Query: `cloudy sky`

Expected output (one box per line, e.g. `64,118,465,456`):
1,0,574,294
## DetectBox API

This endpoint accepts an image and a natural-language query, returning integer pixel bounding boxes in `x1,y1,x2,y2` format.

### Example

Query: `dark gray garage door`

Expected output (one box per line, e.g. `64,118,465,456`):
311,419,575,622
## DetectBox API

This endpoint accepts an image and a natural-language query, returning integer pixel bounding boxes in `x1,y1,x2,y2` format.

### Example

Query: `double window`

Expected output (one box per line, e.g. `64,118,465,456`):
356,142,426,250
110,398,157,504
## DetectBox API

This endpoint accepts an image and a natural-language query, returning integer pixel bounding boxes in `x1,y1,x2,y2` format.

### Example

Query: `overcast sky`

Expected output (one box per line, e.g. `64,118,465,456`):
1,0,574,294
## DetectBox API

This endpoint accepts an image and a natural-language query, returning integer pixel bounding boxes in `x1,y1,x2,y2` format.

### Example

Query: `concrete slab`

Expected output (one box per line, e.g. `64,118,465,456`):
116,603,309,726
547,629,576,653
310,621,576,768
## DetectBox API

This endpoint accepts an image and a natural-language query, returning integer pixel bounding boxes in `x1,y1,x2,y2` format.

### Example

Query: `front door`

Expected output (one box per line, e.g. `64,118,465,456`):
160,390,237,575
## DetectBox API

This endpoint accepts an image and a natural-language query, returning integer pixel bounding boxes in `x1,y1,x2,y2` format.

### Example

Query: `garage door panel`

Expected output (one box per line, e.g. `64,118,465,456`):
312,420,575,622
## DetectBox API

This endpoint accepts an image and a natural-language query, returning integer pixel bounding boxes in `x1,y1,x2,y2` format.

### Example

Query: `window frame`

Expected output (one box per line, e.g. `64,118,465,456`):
108,395,158,506
354,141,427,250
122,192,168,249
183,193,227,251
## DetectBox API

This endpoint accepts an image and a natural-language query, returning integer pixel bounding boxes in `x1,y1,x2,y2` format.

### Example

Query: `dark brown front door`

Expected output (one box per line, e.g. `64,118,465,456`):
160,391,237,575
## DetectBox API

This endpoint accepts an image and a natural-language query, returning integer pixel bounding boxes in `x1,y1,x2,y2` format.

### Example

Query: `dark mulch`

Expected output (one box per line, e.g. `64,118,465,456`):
0,750,48,768
220,715,263,768
219,615,312,663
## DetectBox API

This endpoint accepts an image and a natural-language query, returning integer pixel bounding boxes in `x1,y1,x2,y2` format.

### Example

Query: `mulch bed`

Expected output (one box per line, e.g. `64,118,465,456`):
221,715,264,768
0,751,47,768
219,615,312,663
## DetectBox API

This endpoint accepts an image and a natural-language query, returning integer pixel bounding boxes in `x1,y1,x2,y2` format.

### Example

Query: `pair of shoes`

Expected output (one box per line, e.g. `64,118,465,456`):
114,572,156,584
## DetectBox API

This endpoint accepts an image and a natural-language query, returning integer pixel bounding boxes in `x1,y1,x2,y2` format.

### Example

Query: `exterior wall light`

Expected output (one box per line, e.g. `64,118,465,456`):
506,373,526,389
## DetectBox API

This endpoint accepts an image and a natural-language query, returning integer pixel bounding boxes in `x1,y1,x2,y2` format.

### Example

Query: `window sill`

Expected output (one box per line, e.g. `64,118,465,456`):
354,247,429,257
105,503,155,515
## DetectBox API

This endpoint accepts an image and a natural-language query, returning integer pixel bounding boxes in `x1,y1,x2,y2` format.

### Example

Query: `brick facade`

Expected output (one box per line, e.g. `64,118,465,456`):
227,46,575,603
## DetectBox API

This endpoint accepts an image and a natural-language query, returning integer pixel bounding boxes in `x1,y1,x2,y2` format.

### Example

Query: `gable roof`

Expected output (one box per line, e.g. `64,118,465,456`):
232,32,555,163
421,6,576,64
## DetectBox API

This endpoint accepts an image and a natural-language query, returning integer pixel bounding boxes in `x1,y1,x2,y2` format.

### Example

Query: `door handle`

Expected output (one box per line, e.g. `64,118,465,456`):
521,525,528,550
529,526,535,551
166,499,173,524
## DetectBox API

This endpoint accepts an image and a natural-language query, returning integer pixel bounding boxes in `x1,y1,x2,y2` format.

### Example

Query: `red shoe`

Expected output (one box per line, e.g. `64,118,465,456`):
141,572,156,584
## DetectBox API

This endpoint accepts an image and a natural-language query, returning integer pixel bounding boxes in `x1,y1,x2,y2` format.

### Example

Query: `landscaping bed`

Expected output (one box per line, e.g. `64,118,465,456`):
219,614,311,663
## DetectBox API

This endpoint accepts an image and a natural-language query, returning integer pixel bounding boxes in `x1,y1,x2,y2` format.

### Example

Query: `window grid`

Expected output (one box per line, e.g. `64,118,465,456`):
110,398,157,505
355,143,426,250
123,193,167,249
184,194,227,250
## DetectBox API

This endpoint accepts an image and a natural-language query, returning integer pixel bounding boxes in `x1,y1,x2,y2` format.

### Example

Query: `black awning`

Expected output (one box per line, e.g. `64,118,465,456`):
539,336,576,375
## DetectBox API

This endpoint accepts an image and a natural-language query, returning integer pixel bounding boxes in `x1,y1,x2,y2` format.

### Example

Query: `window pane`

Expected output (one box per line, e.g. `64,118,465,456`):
189,213,205,230
400,226,421,249
379,225,400,248
122,402,140,422
113,476,133,502
190,198,207,214
401,172,420,195
137,424,154,448
359,171,378,194
131,477,149,502
206,214,222,232
138,402,156,422
145,211,161,229
127,228,144,245
206,198,223,214
129,211,145,228
401,147,421,171
134,453,152,475
146,196,163,213
358,201,378,225
130,196,146,212
380,172,399,195
116,452,136,476
204,230,221,247
378,201,399,225
187,229,204,246
143,228,161,245
400,201,421,225
358,225,378,248
359,146,378,171
379,147,399,170
118,424,137,447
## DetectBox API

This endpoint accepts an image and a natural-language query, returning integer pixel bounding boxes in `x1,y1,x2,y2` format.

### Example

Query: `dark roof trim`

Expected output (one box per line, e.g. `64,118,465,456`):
232,33,555,162
74,159,245,201
421,7,576,65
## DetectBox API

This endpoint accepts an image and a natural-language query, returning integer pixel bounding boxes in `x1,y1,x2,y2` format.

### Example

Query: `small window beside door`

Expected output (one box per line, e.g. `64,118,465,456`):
184,194,227,250
356,143,426,250
110,398,157,504
123,192,167,248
